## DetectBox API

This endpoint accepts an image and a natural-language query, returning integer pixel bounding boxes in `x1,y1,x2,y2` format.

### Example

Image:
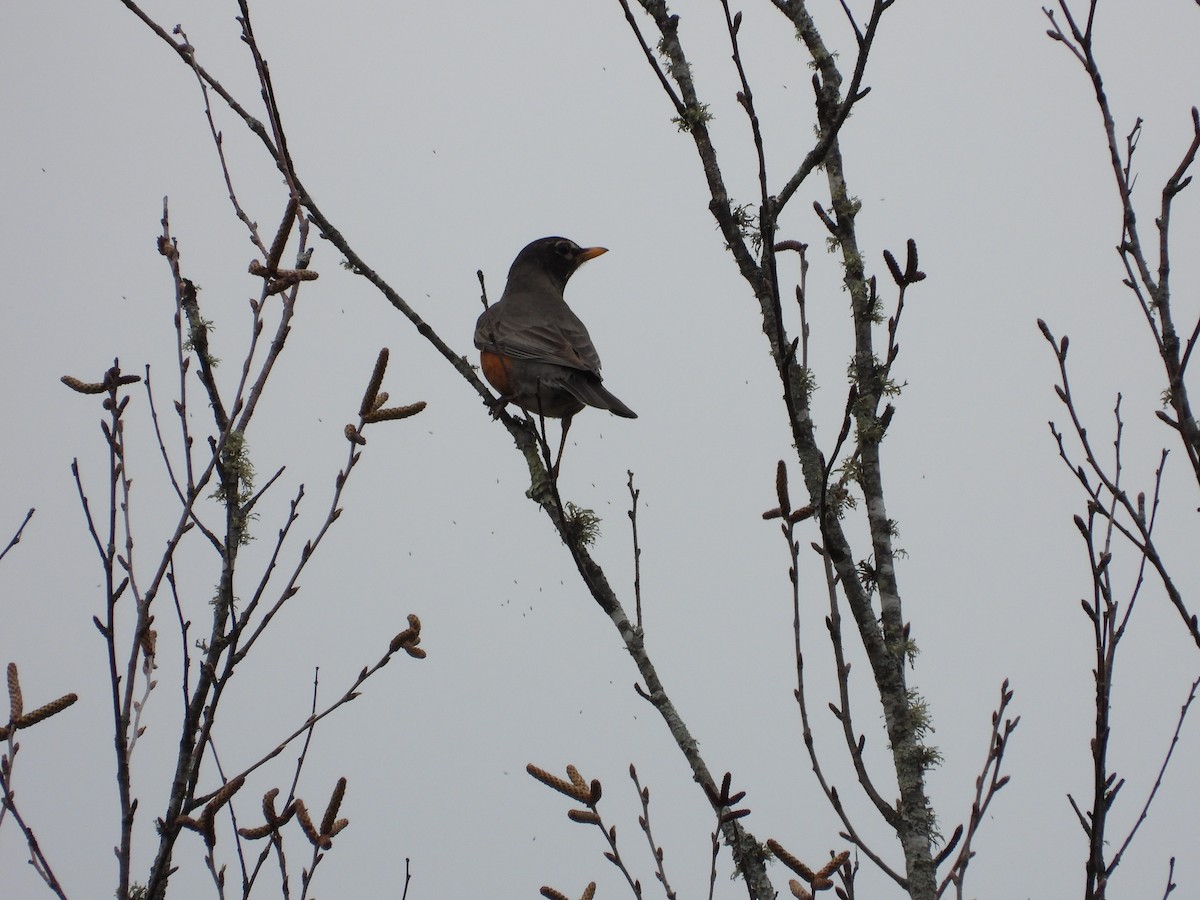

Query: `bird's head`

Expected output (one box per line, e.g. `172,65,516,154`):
508,237,608,290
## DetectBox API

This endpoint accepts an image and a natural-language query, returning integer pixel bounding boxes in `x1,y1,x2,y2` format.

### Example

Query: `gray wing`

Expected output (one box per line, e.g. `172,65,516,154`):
474,294,603,373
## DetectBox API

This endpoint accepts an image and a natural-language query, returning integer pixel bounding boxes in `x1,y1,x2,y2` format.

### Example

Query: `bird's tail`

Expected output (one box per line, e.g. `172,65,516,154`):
568,376,637,418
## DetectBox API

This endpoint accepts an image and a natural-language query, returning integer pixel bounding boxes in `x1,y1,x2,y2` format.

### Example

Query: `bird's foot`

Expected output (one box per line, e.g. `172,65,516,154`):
485,395,509,419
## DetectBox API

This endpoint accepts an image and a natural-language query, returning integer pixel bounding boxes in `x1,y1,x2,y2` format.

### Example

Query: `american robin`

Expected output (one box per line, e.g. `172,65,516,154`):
475,237,636,469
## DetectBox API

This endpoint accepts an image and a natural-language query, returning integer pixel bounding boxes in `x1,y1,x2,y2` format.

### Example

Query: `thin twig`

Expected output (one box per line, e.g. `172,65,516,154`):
936,681,1018,897
0,753,70,899
1161,857,1177,900
630,764,676,899
627,471,643,629
0,508,35,564
1108,675,1200,876
190,633,418,809
1044,2,1200,482
176,24,267,257
770,0,891,210
1041,321,1200,649
144,368,221,550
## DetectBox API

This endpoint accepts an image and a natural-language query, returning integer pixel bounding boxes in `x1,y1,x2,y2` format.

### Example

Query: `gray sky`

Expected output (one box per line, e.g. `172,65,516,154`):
3,1,1199,897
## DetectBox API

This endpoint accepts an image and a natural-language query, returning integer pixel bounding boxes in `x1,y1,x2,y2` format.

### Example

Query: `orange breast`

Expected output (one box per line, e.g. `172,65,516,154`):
480,350,514,396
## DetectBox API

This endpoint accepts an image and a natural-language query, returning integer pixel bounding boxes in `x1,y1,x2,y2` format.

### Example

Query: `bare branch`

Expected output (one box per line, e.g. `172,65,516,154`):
0,508,35,565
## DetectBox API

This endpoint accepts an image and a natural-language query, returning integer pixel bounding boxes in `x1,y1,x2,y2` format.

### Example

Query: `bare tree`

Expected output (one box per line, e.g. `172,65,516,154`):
3,18,428,896
6,1,1197,898
16,0,1005,897
3,1,954,896
1042,2,1200,898
602,2,1013,897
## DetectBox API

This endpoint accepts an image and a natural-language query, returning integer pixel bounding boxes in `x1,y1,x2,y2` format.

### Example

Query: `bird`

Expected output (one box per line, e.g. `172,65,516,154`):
475,237,636,472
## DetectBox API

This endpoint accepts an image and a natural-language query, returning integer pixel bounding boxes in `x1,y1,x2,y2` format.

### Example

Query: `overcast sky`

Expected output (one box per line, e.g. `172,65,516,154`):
3,1,1199,897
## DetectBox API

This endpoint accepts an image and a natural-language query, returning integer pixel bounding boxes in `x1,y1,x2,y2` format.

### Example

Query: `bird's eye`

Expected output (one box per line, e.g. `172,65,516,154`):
554,240,574,257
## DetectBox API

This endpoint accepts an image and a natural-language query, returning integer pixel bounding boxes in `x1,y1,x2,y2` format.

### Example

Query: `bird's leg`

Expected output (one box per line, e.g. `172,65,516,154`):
552,414,573,479
485,395,510,418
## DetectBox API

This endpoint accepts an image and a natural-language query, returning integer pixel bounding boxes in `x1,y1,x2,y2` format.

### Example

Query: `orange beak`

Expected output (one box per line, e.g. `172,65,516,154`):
577,246,608,264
